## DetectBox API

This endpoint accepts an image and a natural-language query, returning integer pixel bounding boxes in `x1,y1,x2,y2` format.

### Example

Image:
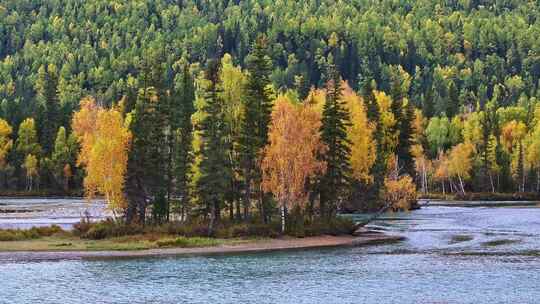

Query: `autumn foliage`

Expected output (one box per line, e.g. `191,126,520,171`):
262,96,326,212
382,175,417,211
72,97,131,210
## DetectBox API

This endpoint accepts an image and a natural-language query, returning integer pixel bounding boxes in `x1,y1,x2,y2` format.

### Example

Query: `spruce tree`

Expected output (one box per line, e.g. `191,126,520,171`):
239,34,273,220
39,65,60,155
173,63,196,219
319,61,351,218
197,59,230,234
124,57,168,224
396,100,415,177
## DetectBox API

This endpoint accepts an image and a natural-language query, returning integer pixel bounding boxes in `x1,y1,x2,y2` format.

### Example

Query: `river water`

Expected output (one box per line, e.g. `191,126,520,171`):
0,198,109,230
1,203,540,303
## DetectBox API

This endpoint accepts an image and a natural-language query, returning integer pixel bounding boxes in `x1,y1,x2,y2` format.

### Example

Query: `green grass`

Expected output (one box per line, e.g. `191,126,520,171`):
156,237,220,248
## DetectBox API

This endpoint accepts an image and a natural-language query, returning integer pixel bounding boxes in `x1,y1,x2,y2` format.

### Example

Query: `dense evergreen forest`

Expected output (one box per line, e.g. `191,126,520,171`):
1,0,540,227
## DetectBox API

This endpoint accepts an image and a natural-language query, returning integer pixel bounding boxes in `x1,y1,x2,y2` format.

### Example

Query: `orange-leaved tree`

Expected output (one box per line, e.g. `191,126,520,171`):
262,95,326,233
72,97,131,212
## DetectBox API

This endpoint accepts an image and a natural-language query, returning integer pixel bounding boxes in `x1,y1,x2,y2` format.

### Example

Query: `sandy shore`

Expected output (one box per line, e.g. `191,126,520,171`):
0,233,404,262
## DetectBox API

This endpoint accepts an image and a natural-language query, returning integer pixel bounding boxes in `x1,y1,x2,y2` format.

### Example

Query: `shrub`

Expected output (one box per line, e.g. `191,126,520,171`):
73,211,93,236
303,217,356,237
31,225,63,237
216,223,279,238
82,219,143,240
0,225,64,241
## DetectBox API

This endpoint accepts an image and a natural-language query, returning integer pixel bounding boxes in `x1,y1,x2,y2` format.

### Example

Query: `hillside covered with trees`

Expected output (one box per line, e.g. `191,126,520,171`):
1,0,540,229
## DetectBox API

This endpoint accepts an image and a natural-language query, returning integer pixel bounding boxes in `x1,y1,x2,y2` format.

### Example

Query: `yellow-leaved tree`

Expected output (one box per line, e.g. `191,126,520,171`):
72,97,131,211
374,90,397,161
433,151,449,195
262,96,326,233
448,142,475,195
382,175,417,211
0,119,13,170
22,154,38,191
342,83,376,183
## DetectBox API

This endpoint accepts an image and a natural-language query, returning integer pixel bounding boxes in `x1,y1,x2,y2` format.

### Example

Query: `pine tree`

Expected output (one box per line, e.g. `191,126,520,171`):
239,34,273,220
173,62,196,220
447,81,460,117
319,61,351,218
39,64,60,155
396,100,415,177
365,88,387,206
197,59,230,235
124,57,168,224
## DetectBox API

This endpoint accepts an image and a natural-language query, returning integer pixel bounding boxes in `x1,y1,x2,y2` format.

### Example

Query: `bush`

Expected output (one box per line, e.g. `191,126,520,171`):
0,225,64,241
73,211,93,236
82,219,143,240
216,223,279,238
303,217,356,237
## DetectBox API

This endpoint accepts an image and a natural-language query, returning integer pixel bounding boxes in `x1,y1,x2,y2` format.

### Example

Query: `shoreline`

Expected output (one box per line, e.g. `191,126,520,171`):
0,233,404,262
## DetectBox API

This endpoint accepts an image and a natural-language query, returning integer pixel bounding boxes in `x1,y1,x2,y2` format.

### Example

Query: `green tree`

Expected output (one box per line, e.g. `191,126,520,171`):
239,34,273,221
197,60,230,235
319,61,351,218
37,64,60,155
172,62,196,220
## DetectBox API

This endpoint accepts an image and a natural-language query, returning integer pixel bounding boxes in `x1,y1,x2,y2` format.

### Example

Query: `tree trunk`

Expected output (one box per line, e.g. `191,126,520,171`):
208,201,216,237
229,200,234,221
537,171,540,193
243,170,251,220
235,199,242,221
442,181,445,196
281,203,286,234
258,186,267,223
458,174,465,195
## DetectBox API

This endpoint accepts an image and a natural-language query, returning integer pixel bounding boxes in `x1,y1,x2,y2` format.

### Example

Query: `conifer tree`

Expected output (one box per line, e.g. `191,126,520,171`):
197,59,230,234
124,57,168,224
239,34,273,220
319,60,351,218
173,62,196,220
396,100,415,177
38,65,60,155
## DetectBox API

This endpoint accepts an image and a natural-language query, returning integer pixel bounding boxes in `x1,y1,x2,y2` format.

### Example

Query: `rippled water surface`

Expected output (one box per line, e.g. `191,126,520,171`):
0,198,109,229
2,204,540,304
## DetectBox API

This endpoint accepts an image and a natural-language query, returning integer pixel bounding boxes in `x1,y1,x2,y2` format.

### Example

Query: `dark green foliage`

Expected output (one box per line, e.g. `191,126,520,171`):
152,191,168,225
38,65,60,155
396,101,415,177
197,59,230,230
172,63,196,217
124,55,169,224
319,62,351,217
238,35,273,219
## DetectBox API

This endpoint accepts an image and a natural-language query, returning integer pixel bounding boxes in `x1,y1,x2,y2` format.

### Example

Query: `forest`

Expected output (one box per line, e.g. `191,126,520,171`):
1,0,540,229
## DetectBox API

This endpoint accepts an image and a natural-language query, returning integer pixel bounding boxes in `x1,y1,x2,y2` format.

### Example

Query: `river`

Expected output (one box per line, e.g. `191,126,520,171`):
0,197,109,230
1,203,540,303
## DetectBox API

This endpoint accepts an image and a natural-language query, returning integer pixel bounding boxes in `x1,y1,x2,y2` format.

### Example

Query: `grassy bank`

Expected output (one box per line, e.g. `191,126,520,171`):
0,217,356,252
0,234,251,252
